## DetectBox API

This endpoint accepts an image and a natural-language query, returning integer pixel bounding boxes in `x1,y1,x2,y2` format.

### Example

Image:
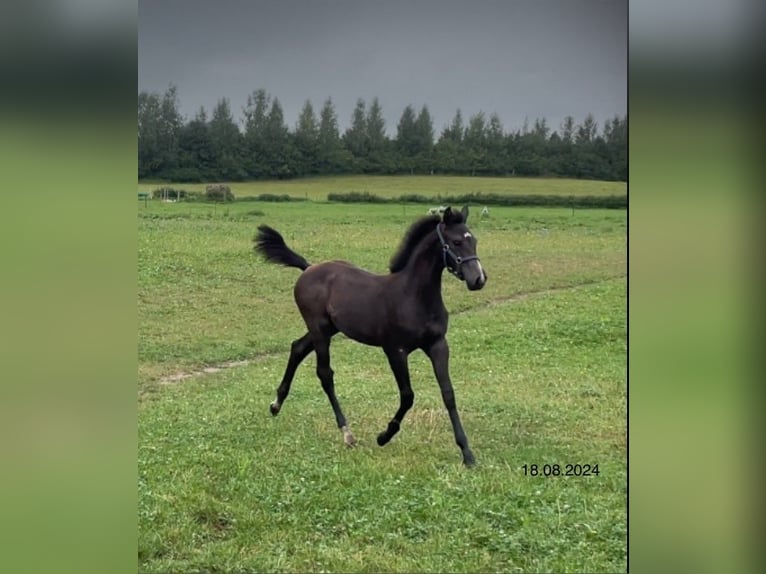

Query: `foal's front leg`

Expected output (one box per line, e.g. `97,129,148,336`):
377,347,414,446
425,337,476,466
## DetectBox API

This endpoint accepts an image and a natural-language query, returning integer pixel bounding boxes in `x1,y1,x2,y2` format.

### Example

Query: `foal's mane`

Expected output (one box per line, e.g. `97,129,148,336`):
390,216,439,272
386,213,447,272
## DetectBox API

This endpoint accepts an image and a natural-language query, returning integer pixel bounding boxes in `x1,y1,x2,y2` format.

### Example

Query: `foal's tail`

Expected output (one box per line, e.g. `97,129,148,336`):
254,225,311,271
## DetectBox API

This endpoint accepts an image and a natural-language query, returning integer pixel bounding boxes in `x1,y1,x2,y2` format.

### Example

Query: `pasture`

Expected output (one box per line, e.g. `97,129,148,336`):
138,180,627,573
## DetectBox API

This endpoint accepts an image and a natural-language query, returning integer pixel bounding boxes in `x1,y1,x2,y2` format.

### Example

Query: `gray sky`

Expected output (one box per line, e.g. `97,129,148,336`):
138,0,626,136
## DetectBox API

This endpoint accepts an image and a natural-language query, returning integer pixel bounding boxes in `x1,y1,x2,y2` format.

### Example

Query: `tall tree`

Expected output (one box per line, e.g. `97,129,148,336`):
434,108,465,174
485,113,506,173
413,105,435,173
242,89,271,177
264,97,293,178
554,115,577,176
294,99,319,176
365,97,391,172
137,84,184,178
209,98,243,180
532,117,550,141
366,97,386,151
138,84,183,177
572,114,602,178
343,98,369,167
602,114,626,146
159,84,184,165
515,133,546,176
395,104,418,173
159,84,183,178
575,113,598,144
176,106,213,181
138,91,162,177
568,113,597,178
464,112,487,175
443,108,464,143
317,97,350,174
560,115,575,144
525,117,552,174
602,114,627,180
243,89,270,134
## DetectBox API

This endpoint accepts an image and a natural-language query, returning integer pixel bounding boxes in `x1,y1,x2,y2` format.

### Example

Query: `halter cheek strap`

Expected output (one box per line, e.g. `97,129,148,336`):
436,223,480,280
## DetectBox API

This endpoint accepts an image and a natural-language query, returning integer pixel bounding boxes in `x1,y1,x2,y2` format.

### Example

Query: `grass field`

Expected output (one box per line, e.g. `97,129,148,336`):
138,181,627,573
138,174,627,201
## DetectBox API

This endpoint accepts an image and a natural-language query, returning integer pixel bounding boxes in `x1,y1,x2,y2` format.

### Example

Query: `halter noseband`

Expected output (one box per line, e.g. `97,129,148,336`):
436,223,480,280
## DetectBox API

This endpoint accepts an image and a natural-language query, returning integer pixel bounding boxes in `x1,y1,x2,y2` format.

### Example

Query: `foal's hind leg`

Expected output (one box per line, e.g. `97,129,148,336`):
377,347,414,446
313,331,356,447
270,333,314,416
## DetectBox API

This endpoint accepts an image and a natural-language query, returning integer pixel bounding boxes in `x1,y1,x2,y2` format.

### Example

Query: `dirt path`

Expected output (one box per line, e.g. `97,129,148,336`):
153,274,625,387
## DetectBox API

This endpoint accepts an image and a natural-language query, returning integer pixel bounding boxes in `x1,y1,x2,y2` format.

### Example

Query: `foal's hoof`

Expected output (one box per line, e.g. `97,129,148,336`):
463,451,476,467
377,420,399,446
269,401,281,416
341,426,356,448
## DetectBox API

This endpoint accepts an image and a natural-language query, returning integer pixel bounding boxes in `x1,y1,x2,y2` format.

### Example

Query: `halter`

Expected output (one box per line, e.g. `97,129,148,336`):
435,223,480,280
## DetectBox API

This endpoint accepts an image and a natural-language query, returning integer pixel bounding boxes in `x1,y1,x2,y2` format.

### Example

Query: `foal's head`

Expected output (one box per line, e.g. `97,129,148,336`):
438,206,488,291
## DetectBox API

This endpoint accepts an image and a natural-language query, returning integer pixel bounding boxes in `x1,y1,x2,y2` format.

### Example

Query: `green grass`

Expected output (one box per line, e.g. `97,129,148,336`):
138,174,627,201
138,188,626,573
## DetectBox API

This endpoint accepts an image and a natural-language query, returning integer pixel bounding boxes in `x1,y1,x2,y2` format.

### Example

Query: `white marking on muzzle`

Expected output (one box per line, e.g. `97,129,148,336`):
477,260,486,282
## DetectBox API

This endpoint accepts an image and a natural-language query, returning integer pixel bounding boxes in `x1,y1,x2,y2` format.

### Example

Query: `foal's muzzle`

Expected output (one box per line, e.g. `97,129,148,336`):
465,261,487,291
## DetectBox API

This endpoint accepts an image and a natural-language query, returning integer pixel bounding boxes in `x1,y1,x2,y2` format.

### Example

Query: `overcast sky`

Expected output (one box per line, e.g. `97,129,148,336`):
138,0,626,136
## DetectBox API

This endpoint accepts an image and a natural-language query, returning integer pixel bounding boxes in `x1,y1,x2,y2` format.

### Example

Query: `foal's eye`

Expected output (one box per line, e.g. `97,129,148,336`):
453,240,462,247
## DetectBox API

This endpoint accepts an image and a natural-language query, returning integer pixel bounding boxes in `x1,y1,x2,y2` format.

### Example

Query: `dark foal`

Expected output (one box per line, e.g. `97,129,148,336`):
253,205,487,466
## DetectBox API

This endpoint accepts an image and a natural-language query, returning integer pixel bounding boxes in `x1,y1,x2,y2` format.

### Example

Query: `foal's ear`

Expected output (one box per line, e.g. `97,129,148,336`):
442,206,458,224
461,205,470,222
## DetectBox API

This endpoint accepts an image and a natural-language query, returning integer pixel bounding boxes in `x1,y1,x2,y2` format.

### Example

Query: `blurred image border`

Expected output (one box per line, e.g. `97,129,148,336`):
0,2,761,573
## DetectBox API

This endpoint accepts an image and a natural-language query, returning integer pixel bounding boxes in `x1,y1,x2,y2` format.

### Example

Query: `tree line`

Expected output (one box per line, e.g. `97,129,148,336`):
138,86,626,182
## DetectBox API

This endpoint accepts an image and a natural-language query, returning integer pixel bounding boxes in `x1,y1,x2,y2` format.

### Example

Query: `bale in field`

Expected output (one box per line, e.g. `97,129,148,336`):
205,184,235,202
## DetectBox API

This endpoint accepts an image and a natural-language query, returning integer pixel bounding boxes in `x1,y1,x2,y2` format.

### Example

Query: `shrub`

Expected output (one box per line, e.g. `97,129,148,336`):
256,193,299,202
326,191,626,209
398,194,432,203
235,194,307,202
183,191,205,202
327,191,388,203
